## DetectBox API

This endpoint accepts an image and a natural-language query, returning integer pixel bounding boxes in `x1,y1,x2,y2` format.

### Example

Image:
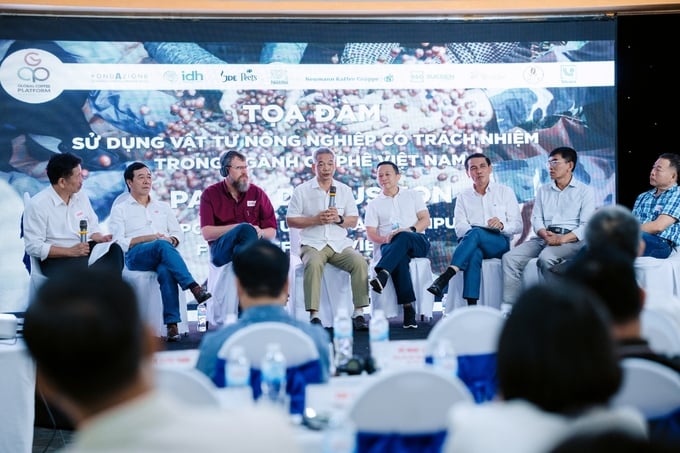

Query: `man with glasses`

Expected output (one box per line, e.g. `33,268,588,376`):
200,150,277,268
631,153,680,258
501,146,595,311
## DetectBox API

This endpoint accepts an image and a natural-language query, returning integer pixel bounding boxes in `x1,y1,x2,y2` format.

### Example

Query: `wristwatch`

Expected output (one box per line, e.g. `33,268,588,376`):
336,215,344,225
409,226,417,232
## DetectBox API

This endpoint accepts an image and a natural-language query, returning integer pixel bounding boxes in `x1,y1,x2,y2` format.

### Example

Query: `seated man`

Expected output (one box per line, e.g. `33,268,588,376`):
427,153,522,306
23,152,124,278
200,150,277,268
286,147,370,330
195,240,331,384
365,160,431,329
23,268,300,453
632,152,680,258
110,162,211,342
502,146,594,308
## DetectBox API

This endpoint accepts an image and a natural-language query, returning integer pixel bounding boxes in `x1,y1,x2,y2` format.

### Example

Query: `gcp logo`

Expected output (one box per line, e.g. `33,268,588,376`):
0,48,65,103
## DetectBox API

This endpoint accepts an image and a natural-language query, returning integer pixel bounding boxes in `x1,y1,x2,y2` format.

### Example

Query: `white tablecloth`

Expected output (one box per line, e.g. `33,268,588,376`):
0,339,36,453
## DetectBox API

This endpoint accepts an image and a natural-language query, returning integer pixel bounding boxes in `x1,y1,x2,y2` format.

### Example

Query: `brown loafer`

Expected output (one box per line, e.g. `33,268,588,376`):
166,323,181,342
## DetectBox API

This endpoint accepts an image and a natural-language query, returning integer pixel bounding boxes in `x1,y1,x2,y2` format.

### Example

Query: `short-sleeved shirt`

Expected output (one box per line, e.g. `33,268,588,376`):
365,187,427,237
286,178,358,252
632,184,680,247
23,185,102,261
199,181,277,245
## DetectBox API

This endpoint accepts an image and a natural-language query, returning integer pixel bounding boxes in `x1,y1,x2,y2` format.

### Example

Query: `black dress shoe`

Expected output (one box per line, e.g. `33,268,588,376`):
369,270,389,294
352,315,369,331
427,278,446,298
191,287,212,303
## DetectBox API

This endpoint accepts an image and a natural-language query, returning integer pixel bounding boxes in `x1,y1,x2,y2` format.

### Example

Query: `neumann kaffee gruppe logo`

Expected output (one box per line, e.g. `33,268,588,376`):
0,48,65,103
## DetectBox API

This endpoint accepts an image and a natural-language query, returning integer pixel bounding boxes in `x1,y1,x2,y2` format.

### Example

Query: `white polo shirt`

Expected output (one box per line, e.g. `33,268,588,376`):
364,187,427,237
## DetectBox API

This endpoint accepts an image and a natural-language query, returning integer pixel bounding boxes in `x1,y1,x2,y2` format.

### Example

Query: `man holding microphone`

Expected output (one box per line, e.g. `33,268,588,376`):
23,152,124,278
286,147,369,329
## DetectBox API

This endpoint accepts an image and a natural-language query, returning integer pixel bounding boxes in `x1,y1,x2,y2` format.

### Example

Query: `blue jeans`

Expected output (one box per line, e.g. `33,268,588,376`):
641,231,674,258
375,232,430,305
451,227,510,300
210,223,258,267
126,240,196,324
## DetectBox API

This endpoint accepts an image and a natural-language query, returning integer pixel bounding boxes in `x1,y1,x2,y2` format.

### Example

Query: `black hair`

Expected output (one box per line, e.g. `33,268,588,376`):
24,268,144,406
123,162,149,192
464,153,491,170
498,282,621,415
232,240,289,298
376,161,400,174
550,146,578,167
46,152,82,185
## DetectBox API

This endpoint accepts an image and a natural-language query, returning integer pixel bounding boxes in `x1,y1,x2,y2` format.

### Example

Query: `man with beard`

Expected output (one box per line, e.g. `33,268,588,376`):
200,150,277,268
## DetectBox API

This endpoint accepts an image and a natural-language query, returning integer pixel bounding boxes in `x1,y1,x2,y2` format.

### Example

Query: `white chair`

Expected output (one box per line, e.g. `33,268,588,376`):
611,358,680,419
427,305,505,356
427,305,505,403
218,322,320,367
445,258,504,314
641,306,680,356
122,267,189,337
635,251,680,298
347,368,473,452
206,261,239,328
369,256,435,322
155,367,222,408
288,228,354,327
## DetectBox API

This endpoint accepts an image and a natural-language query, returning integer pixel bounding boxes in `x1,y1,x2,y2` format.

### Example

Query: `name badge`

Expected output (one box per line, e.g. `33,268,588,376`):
247,200,256,207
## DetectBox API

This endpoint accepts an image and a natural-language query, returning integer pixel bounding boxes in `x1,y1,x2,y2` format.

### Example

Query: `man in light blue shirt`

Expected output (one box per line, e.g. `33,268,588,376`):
502,146,595,307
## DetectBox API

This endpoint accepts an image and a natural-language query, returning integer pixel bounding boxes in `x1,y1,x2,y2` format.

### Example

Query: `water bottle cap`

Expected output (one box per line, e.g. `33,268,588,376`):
373,309,385,318
336,308,349,317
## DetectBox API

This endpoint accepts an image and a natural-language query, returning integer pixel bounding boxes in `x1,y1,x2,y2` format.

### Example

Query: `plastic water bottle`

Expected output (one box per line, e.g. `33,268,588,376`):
260,343,287,409
432,338,458,379
226,345,251,388
369,309,389,369
333,308,353,369
196,302,207,332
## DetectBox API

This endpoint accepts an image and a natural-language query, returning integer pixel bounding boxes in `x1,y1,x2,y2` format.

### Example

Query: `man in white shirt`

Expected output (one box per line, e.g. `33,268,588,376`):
286,148,369,329
502,146,595,308
23,152,124,278
365,161,431,329
109,162,211,342
427,153,522,306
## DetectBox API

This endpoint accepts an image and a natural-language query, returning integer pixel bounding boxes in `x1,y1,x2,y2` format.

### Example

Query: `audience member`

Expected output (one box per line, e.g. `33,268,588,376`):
195,239,331,383
109,162,211,342
23,268,300,453
443,283,646,453
286,147,369,329
23,152,124,277
426,153,522,306
502,146,595,309
563,204,680,371
365,160,431,328
632,153,680,258
199,150,277,267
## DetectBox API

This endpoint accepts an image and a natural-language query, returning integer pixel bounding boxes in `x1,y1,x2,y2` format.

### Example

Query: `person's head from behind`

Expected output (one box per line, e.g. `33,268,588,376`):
563,247,643,330
498,282,621,415
23,268,151,420
233,240,289,304
585,205,642,260
46,152,84,194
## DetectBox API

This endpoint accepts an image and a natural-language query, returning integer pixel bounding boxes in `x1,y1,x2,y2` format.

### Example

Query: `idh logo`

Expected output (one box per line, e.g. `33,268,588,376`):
181,70,204,81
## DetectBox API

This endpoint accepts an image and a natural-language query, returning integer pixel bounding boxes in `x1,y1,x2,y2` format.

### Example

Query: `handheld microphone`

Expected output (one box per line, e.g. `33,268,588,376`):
328,186,336,208
79,220,88,243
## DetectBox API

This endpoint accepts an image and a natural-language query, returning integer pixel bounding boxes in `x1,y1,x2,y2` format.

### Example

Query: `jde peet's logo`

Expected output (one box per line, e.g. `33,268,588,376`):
240,69,257,82
0,49,64,104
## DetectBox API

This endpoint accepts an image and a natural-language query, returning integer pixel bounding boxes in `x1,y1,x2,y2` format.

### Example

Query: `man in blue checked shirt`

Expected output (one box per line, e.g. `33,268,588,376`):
632,153,680,258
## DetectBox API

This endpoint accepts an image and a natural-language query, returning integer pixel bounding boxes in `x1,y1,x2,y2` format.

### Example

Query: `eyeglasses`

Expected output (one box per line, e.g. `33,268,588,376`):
547,159,565,167
227,165,248,171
